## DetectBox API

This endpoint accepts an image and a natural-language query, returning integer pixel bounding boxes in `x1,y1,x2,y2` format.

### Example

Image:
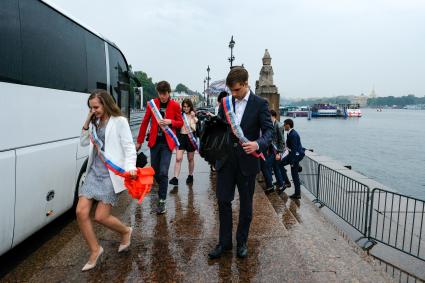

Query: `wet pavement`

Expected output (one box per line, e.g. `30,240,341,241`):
1,154,394,282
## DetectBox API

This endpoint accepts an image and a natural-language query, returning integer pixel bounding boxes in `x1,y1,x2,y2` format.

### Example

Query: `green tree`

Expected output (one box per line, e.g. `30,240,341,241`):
134,71,156,106
175,83,190,93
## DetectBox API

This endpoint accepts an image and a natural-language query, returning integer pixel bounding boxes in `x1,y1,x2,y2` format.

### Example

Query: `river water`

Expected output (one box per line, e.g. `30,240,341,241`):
292,108,425,199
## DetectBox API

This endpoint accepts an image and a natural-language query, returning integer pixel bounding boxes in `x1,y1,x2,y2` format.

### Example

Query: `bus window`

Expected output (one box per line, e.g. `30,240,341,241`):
85,32,107,91
20,0,88,93
108,44,130,117
0,0,22,84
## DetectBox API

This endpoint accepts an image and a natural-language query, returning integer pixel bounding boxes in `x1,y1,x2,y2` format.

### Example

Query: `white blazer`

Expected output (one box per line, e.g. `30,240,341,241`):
80,116,137,194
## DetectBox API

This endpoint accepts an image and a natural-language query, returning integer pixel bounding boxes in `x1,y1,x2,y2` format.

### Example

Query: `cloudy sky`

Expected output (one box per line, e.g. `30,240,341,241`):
50,0,425,99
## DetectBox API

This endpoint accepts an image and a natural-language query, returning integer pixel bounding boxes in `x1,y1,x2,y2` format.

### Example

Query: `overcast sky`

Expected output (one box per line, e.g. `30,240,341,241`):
50,0,425,99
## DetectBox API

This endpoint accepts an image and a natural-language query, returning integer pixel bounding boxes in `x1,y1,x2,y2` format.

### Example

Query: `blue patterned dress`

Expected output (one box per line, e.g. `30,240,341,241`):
79,124,118,206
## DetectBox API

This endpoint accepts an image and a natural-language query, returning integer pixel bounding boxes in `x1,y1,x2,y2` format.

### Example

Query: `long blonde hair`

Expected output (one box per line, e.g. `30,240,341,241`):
87,89,123,117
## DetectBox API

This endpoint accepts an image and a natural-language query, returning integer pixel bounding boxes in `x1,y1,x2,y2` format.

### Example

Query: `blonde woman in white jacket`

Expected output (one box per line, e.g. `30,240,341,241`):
77,90,137,271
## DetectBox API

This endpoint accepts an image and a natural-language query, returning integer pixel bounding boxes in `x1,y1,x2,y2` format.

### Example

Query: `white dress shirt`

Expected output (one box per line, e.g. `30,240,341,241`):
234,89,250,126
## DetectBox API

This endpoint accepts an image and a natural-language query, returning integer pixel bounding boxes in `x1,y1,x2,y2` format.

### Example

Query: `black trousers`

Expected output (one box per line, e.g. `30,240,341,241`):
216,151,256,247
280,157,301,196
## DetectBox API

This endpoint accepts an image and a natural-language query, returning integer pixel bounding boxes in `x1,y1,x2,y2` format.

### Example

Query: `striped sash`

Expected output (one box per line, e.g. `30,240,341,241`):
90,127,125,176
182,113,199,151
147,99,180,148
222,96,265,160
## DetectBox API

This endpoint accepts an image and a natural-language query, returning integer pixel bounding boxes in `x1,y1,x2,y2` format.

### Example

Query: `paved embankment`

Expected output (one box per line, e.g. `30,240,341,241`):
1,154,393,282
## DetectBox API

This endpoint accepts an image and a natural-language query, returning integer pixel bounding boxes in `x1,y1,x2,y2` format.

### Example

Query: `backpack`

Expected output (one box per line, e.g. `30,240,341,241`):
199,116,232,164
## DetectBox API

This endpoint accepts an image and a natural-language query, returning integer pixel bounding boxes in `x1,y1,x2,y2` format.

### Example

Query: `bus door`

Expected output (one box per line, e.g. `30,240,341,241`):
0,151,16,255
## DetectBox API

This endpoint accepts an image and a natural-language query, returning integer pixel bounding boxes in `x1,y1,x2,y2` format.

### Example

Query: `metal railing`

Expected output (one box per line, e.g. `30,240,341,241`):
299,155,425,263
368,189,425,262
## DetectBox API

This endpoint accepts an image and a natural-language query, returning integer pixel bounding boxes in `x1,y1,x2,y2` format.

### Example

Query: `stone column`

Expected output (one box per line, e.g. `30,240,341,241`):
255,49,281,120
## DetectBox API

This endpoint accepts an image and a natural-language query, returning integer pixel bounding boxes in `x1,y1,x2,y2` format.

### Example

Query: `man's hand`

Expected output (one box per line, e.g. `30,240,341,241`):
242,141,259,155
275,153,281,161
159,119,172,126
135,143,141,151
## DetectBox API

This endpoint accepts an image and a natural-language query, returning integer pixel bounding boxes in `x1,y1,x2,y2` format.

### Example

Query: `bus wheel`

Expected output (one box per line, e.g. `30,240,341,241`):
74,160,88,207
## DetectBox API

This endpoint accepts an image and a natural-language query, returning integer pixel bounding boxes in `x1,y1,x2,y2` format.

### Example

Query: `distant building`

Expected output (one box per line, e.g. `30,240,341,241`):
351,87,378,107
171,92,200,105
351,94,368,107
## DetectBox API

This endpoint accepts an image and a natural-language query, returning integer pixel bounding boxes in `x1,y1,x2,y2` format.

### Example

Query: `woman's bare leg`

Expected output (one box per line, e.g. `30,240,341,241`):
94,202,131,245
173,149,185,178
76,197,101,262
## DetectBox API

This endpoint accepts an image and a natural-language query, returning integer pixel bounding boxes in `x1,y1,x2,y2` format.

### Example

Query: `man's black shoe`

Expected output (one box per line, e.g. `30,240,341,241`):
186,175,193,184
263,185,275,194
208,244,232,259
284,182,292,188
298,166,303,172
236,243,248,258
289,194,301,199
169,177,178,186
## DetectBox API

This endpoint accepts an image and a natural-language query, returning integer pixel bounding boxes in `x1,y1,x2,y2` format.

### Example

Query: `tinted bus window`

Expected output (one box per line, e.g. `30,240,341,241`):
0,0,22,84
20,0,88,92
86,32,107,91
108,45,130,117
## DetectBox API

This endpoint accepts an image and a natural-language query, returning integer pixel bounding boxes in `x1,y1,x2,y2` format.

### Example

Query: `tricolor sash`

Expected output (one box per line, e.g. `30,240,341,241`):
222,96,265,160
89,126,154,204
182,113,199,151
147,99,180,148
90,127,125,176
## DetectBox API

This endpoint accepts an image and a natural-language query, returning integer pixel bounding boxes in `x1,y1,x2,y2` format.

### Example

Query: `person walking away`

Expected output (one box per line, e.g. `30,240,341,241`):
169,99,198,186
136,81,183,214
208,67,273,259
77,90,137,271
269,110,291,193
279,118,305,199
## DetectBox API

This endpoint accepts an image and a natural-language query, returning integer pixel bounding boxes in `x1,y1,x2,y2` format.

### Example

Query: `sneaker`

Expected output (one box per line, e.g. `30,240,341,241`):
186,175,193,184
156,199,167,214
169,177,178,186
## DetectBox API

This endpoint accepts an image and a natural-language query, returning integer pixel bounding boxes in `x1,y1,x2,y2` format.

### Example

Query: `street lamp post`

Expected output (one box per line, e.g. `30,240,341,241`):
206,65,211,107
228,35,235,69
203,79,206,106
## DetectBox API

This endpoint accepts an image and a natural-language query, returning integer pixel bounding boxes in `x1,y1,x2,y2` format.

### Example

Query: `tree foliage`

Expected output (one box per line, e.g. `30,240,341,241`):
134,71,157,106
175,83,190,93
367,95,425,107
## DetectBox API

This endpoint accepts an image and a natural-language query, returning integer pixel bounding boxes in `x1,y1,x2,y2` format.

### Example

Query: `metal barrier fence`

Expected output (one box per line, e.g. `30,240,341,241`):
299,155,425,263
368,189,425,262
299,156,320,198
317,164,371,235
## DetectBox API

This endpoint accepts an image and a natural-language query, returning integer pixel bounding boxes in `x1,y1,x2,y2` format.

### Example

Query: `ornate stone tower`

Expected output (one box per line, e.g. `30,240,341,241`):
255,49,280,119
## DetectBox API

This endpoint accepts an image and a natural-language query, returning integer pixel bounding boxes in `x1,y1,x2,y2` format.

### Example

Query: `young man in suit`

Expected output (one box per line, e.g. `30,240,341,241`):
208,67,273,259
136,81,183,214
279,118,305,199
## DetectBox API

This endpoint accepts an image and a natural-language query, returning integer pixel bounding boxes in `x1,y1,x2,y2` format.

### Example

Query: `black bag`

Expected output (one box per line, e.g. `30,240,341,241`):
136,151,148,168
199,116,232,164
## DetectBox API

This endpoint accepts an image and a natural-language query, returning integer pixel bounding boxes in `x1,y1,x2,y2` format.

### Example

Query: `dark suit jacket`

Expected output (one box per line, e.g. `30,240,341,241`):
216,91,273,176
286,129,305,163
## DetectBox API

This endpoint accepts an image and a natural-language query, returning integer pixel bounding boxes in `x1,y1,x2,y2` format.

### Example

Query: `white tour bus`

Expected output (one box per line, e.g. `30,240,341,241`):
0,0,138,256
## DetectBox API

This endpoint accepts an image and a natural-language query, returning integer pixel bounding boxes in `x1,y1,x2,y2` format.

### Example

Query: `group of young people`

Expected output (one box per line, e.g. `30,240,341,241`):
75,67,305,271
260,110,305,199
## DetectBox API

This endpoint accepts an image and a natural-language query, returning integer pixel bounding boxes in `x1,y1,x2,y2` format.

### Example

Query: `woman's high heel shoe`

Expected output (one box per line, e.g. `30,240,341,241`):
81,246,103,271
118,227,133,253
